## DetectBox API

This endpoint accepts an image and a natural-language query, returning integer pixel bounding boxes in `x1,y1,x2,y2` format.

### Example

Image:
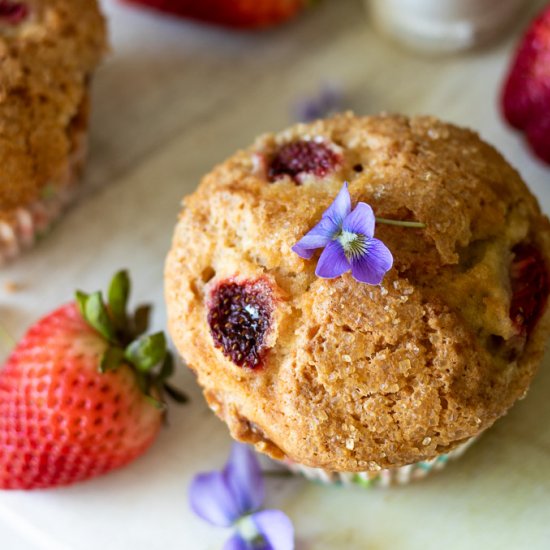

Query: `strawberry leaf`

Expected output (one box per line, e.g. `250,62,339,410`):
75,291,89,318
144,395,166,410
159,353,174,381
164,382,188,404
134,371,148,394
125,332,167,372
100,346,125,373
108,270,130,330
133,305,151,337
78,271,188,411
85,292,116,342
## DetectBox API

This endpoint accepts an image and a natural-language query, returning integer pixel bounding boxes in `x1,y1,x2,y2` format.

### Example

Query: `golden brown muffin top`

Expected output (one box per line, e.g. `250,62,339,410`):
0,0,107,218
165,113,550,471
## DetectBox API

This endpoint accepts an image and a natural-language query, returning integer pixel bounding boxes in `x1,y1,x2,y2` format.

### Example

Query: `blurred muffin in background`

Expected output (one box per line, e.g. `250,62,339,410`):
0,0,107,264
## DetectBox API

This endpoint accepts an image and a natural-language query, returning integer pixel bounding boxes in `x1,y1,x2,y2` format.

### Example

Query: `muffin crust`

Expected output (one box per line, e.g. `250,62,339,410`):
0,0,107,223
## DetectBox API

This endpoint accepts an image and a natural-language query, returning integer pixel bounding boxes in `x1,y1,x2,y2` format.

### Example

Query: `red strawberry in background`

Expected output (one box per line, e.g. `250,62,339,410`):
0,271,187,490
122,0,311,30
501,3,550,164
526,112,550,164
0,1,28,24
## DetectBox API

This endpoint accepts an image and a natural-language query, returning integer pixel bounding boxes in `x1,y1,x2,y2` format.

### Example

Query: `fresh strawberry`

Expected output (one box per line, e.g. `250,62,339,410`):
526,112,550,164
0,271,186,490
501,4,550,163
122,0,309,30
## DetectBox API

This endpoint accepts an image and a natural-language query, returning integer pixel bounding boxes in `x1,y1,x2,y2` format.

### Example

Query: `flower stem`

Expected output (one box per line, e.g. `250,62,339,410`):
375,217,426,229
262,470,295,479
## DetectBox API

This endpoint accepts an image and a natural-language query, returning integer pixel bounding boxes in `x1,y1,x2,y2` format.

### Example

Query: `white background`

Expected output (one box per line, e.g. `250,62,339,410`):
1,0,549,548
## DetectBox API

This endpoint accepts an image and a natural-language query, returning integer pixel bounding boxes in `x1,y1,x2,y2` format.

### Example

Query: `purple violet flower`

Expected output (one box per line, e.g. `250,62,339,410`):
292,182,394,285
293,82,345,123
189,443,294,550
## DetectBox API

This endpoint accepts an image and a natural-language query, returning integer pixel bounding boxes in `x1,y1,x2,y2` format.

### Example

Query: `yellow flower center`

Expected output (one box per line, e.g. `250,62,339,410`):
337,231,369,261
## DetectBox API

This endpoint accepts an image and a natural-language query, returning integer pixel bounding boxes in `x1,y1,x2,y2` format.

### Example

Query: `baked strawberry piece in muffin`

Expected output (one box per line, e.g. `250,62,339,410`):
166,113,550,486
0,0,107,264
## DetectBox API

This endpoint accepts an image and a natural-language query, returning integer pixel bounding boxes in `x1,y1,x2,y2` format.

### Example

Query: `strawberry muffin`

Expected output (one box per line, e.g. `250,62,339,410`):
0,0,107,264
165,113,550,487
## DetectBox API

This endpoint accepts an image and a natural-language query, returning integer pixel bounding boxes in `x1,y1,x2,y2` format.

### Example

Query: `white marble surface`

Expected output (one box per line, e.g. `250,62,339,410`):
1,0,549,548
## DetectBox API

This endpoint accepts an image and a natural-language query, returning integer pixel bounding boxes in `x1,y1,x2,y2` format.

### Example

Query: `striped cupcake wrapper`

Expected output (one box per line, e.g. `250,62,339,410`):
0,132,88,265
286,435,479,488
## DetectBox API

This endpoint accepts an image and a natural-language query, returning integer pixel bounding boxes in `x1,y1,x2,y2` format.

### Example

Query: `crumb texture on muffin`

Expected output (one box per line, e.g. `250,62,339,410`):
165,113,550,471
0,0,107,223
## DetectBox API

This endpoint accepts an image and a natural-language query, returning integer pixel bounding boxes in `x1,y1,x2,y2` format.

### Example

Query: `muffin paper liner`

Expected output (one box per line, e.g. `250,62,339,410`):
0,132,88,266
285,435,479,488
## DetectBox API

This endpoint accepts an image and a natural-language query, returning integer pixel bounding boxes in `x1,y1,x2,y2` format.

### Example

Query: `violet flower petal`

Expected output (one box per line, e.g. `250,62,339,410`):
291,242,316,260
224,444,265,515
253,509,295,550
292,216,340,259
323,182,351,227
293,99,323,123
189,471,241,527
292,183,351,260
350,238,394,285
224,534,252,550
315,240,350,279
342,202,375,238
319,83,344,114
292,83,344,123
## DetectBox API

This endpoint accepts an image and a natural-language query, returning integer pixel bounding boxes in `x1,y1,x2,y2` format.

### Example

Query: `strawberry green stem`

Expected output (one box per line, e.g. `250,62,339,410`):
262,470,295,479
76,270,188,411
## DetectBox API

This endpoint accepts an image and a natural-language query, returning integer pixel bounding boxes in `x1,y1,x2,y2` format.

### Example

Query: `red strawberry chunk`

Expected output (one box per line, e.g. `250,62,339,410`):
268,140,341,183
509,243,550,336
207,279,273,369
